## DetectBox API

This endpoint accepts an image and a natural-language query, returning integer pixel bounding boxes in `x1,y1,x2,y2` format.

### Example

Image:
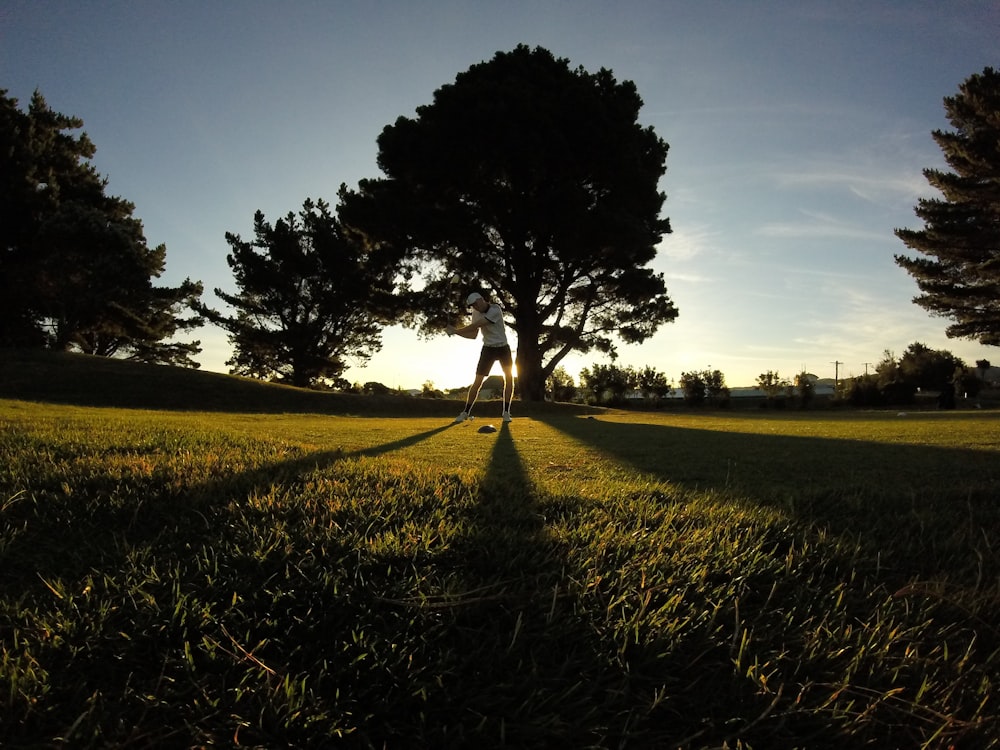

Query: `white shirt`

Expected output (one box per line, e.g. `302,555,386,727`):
472,303,508,347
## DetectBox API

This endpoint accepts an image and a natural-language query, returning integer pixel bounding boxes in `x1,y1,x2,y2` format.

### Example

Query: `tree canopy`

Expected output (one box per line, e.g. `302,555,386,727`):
202,199,394,388
895,67,1000,348
0,90,203,365
678,369,729,406
338,45,677,400
877,342,966,391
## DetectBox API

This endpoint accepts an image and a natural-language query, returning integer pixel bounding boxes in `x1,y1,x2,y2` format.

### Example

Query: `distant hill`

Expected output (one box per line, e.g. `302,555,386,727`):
0,349,598,417
0,349,450,415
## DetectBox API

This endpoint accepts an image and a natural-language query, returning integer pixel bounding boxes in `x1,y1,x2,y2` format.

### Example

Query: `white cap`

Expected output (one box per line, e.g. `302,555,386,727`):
466,292,484,306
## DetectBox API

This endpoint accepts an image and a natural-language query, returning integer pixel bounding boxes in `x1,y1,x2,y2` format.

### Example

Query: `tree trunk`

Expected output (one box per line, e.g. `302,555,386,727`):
515,338,546,402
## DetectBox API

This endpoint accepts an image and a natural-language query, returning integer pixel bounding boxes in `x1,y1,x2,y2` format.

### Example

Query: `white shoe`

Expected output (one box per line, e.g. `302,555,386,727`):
502,411,512,423
454,411,470,423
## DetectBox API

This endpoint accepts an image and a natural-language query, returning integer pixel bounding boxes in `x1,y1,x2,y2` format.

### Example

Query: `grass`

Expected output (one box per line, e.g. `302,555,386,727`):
1,351,999,748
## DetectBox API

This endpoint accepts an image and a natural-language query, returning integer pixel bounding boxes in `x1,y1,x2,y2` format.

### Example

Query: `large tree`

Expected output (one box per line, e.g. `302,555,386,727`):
338,45,678,400
896,342,965,390
876,342,965,391
202,199,393,388
35,201,204,365
895,67,1000,346
0,89,203,364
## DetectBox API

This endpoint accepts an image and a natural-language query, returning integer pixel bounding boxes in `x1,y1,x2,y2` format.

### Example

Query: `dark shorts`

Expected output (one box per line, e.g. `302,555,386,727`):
476,345,513,376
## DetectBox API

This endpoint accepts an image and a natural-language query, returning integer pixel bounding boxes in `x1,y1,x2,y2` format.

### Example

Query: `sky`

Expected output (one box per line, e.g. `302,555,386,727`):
2,1,998,390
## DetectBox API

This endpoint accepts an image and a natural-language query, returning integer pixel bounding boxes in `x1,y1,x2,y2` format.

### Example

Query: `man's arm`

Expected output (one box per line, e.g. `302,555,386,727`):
446,319,485,339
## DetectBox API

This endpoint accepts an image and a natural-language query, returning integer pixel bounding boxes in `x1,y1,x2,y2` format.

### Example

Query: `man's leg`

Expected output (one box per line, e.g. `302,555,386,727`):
463,373,487,414
501,363,514,414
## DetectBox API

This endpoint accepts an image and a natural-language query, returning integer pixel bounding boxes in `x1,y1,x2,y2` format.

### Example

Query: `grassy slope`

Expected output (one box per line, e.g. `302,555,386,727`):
1,350,999,748
0,348,449,414
0,348,599,417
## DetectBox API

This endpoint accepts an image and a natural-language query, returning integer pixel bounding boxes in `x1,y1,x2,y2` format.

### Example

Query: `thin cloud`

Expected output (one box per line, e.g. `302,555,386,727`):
773,168,933,204
666,271,714,285
764,128,946,208
658,224,718,262
754,218,889,243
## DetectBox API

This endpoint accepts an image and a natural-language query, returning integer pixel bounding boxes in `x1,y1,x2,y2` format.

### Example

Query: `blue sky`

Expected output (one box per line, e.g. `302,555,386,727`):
3,1,998,389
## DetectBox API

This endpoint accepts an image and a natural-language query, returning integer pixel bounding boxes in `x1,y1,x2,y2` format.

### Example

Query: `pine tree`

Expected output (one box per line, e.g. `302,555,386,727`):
202,199,393,388
0,89,203,364
895,67,1000,346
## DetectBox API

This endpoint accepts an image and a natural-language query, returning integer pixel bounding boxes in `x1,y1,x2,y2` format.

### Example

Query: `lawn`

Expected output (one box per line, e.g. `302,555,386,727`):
1,355,998,748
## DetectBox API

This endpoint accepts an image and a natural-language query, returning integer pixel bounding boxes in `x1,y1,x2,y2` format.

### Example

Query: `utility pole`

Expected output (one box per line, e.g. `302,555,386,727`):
863,362,873,376
831,360,842,392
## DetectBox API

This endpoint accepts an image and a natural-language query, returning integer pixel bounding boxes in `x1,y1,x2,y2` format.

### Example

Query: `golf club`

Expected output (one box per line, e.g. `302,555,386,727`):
447,274,460,327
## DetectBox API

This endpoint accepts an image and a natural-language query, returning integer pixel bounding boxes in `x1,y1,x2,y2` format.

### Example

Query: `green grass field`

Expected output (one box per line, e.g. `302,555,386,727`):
1,352,999,748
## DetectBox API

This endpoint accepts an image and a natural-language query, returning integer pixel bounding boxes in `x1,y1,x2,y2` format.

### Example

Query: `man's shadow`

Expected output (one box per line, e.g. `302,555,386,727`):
413,423,650,746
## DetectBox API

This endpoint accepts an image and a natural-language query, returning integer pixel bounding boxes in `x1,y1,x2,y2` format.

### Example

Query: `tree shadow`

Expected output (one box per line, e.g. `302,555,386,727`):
11,411,998,747
535,414,1000,497
534,414,1000,579
351,423,455,458
1,424,457,588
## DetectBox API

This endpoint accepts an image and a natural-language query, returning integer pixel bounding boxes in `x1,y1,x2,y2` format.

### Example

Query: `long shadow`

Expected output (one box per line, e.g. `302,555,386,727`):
390,423,678,746
12,412,999,746
535,413,1000,498
352,423,454,459
1,424,457,588
496,415,1000,747
449,423,546,582
1,415,693,745
534,413,1000,578
0,417,482,744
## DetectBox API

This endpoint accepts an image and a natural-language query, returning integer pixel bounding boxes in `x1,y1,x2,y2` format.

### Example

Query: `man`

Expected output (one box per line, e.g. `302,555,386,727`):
446,291,514,423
